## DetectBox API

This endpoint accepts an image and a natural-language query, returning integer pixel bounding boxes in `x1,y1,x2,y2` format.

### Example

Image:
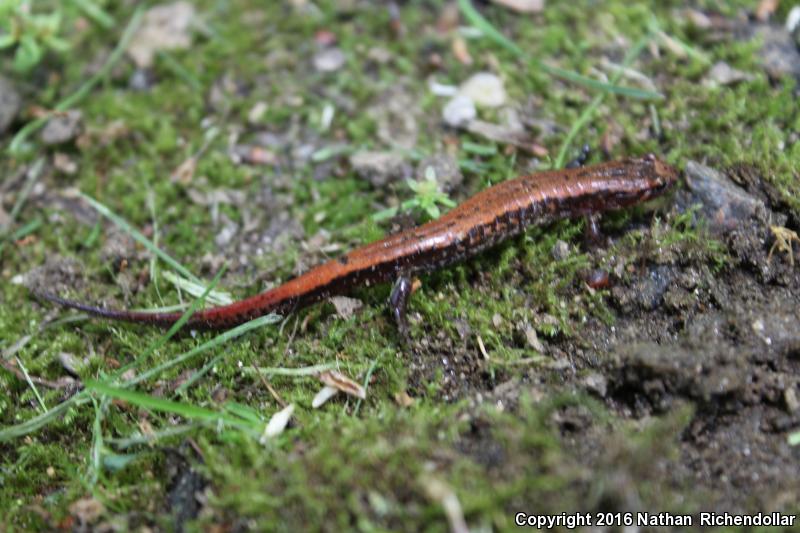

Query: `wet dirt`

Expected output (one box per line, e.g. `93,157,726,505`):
404,162,800,514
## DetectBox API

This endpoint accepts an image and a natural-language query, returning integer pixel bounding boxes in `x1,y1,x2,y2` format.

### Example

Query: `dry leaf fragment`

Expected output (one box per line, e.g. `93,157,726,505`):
318,370,366,399
261,403,294,442
755,0,779,21
394,391,414,407
312,385,339,408
171,156,197,184
421,476,469,533
491,0,544,13
69,497,105,525
329,296,363,319
127,1,196,68
451,36,472,65
231,144,278,166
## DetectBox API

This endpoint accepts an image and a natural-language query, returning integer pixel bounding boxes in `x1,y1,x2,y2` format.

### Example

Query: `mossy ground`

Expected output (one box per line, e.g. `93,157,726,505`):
2,1,799,531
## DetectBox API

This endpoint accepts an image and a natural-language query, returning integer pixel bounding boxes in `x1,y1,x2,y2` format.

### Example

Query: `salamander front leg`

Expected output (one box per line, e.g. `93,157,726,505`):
584,213,604,246
565,145,605,247
389,275,413,338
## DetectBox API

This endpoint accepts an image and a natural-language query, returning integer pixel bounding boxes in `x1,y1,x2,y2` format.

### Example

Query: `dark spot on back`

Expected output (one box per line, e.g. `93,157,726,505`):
338,256,349,265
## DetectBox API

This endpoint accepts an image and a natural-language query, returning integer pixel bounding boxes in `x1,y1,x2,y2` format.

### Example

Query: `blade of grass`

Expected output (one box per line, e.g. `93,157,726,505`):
457,0,662,100
10,217,42,241
15,356,46,412
157,50,202,91
0,394,88,442
175,352,226,395
353,355,381,416
647,17,710,65
124,314,280,387
89,395,107,485
8,6,144,154
0,268,244,442
1,268,223,440
69,0,115,29
111,267,227,380
242,363,337,377
86,380,262,433
458,0,521,55
162,271,232,306
173,315,287,395
554,33,653,168
106,424,195,449
538,63,662,100
80,192,201,284
0,158,45,257
222,402,265,424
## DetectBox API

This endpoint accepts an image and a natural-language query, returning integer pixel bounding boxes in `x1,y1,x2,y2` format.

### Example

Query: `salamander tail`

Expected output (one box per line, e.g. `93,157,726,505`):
34,291,186,328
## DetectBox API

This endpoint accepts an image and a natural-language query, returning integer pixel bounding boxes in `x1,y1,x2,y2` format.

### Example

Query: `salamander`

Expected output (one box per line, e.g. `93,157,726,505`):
37,154,679,331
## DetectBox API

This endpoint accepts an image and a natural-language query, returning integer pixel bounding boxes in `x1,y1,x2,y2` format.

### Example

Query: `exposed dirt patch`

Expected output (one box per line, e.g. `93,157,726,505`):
423,162,800,513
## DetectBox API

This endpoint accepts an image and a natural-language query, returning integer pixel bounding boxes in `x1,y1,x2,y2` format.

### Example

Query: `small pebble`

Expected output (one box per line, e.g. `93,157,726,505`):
349,150,410,187
551,240,570,261
706,61,755,86
53,152,78,175
313,47,346,72
757,25,800,80
458,72,506,108
248,101,268,124
785,387,799,413
684,160,767,233
442,94,476,127
215,218,239,247
523,325,545,352
329,296,363,319
582,372,608,398
40,110,83,145
415,154,462,192
58,352,81,377
128,68,155,91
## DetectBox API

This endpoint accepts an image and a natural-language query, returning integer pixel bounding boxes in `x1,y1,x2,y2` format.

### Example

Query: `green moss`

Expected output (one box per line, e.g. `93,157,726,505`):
2,0,797,528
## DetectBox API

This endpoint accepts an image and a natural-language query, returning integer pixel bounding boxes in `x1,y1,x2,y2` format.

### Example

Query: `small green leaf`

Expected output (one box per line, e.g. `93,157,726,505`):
0,33,17,49
43,34,69,52
14,34,42,72
103,452,141,472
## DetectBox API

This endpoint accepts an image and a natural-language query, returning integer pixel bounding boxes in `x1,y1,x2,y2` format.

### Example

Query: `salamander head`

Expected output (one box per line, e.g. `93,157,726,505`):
638,153,679,199
597,154,679,210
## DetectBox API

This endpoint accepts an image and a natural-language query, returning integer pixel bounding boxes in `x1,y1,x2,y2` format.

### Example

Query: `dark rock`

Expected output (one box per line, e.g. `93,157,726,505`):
40,110,83,145
415,153,462,192
756,24,800,80
349,150,411,187
684,160,768,234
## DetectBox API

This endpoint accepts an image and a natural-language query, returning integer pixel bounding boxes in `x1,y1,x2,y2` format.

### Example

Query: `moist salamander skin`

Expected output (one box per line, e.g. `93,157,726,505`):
37,154,679,330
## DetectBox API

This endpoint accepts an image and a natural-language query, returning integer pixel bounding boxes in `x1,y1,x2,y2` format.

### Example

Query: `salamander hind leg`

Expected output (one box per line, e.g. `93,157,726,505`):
584,213,606,247
389,275,413,339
